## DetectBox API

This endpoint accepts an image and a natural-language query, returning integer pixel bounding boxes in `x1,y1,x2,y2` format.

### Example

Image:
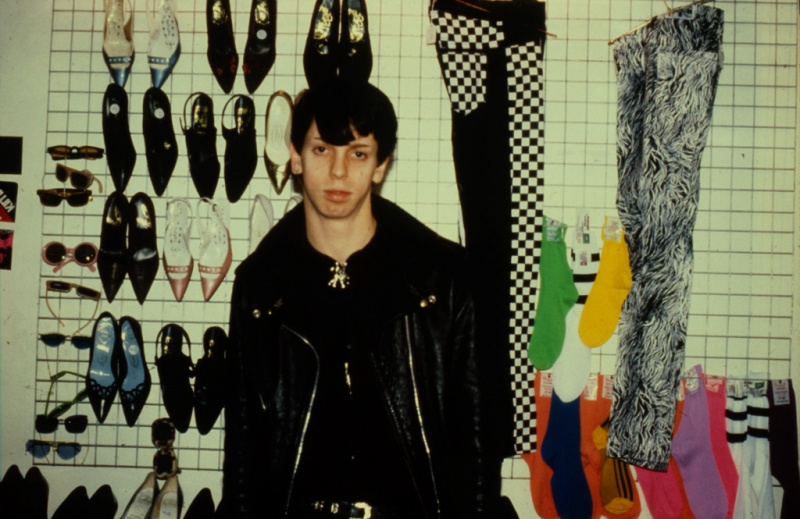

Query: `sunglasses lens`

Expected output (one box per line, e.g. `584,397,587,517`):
37,191,62,207
35,415,59,434
79,146,103,159
39,333,68,346
71,174,91,189
74,243,97,265
75,286,101,300
47,281,70,292
64,415,89,434
55,443,81,460
44,243,67,264
26,441,51,459
47,146,69,159
71,335,93,350
55,165,69,182
65,191,91,207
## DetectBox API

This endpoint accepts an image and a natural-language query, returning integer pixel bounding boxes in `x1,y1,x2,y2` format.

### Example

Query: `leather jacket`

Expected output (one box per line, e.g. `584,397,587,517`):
218,196,492,518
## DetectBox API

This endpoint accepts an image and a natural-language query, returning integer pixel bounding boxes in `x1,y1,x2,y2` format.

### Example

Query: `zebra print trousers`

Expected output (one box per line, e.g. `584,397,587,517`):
606,4,724,470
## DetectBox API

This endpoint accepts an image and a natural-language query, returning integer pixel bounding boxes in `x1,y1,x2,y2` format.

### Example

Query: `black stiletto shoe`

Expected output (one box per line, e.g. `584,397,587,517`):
51,486,90,519
155,324,195,433
88,484,118,519
194,326,227,435
119,316,151,426
184,488,215,519
222,95,257,203
103,83,137,193
181,92,220,198
143,87,179,196
339,0,372,82
128,192,159,304
242,0,276,94
98,191,130,303
86,312,121,424
206,0,238,93
303,0,340,87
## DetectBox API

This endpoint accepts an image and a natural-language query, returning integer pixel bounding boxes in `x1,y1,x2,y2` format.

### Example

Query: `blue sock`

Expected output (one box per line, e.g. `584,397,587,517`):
541,390,593,519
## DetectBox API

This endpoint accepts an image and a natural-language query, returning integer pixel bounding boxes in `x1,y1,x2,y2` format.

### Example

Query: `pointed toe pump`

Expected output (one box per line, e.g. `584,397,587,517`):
143,87,179,196
86,312,121,423
119,316,151,427
249,193,274,254
222,95,257,203
98,191,130,303
155,324,195,433
183,488,215,519
197,198,232,301
242,0,277,94
148,0,181,89
103,0,135,87
163,197,194,302
263,90,293,195
194,326,227,435
339,0,373,83
206,0,238,93
120,472,159,519
152,475,182,519
103,83,137,193
181,92,220,198
128,192,160,304
303,0,340,88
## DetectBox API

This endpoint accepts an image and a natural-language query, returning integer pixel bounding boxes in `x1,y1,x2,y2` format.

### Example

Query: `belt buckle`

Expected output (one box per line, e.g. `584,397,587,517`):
353,501,372,519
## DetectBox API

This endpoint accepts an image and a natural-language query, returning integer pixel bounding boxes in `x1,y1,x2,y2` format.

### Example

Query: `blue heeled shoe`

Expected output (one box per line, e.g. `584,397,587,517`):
148,0,181,89
119,316,151,427
103,0,135,87
85,312,121,423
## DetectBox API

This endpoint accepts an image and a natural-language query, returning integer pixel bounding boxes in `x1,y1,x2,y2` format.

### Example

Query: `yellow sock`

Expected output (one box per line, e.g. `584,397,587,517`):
578,217,632,347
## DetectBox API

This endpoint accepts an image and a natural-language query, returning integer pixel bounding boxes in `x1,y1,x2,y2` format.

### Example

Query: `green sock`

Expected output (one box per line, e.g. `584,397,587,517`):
528,217,579,369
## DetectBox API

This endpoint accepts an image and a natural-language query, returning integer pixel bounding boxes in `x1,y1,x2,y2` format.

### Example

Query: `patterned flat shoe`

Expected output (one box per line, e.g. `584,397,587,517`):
103,0,135,87
148,0,181,89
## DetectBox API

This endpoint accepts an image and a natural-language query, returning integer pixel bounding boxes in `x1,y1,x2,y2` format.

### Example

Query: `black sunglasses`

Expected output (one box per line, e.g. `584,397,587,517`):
37,188,93,208
35,414,89,434
26,440,82,460
39,333,92,350
55,164,104,192
47,145,104,160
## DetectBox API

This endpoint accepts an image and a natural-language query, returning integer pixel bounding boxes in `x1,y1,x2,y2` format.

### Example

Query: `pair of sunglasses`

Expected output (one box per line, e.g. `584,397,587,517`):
42,241,98,272
39,332,92,350
55,164,104,192
45,281,101,334
35,414,89,434
37,188,93,208
47,145,104,160
26,440,82,460
152,418,179,478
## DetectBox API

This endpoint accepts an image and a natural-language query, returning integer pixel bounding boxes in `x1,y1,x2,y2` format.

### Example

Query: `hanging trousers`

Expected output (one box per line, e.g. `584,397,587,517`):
606,4,724,470
430,0,547,456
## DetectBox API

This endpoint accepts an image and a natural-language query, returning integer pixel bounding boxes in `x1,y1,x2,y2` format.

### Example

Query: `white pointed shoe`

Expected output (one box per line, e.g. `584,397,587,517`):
148,0,181,89
151,474,182,519
249,194,274,254
197,198,232,301
103,0,135,87
120,471,159,519
162,198,193,302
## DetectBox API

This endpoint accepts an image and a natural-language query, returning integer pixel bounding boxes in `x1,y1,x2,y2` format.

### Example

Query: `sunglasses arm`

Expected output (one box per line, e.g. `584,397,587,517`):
72,299,100,336
45,292,66,327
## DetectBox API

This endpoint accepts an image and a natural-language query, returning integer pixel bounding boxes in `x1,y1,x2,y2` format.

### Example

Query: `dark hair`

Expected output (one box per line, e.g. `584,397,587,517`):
291,78,398,164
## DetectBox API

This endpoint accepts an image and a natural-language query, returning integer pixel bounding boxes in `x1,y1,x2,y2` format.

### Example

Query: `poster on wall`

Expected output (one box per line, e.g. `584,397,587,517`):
0,136,23,174
0,229,13,270
0,181,18,222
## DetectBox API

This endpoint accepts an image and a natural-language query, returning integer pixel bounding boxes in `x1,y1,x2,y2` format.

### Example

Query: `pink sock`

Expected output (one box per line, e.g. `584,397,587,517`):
635,463,683,519
704,374,738,519
671,365,728,519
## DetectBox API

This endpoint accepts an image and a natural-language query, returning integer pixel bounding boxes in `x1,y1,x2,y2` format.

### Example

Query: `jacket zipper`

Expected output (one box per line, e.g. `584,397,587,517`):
280,327,320,519
404,315,442,517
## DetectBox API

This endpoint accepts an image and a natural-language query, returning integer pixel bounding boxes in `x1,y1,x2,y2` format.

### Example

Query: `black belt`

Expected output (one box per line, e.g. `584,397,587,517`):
306,499,408,519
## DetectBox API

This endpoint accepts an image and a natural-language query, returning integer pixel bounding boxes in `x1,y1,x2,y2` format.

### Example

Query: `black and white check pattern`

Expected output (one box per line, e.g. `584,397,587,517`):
506,40,546,454
439,52,488,114
431,10,504,51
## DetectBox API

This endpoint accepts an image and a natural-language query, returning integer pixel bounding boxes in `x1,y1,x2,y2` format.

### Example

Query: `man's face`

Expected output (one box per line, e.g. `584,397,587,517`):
290,119,388,223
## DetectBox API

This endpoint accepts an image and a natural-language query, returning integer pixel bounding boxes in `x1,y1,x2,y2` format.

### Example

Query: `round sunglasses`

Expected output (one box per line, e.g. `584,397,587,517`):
25,439,82,460
55,164,104,193
41,241,98,272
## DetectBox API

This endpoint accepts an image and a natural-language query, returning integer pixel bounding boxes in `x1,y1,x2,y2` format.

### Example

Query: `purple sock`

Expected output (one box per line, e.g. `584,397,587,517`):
671,365,728,519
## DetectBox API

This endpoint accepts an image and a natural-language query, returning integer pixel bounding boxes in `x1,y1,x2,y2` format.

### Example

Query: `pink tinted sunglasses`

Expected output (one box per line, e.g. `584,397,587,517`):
41,241,98,272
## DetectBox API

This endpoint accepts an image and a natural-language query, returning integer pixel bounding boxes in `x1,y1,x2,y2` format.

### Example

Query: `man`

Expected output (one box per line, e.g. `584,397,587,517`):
219,77,497,518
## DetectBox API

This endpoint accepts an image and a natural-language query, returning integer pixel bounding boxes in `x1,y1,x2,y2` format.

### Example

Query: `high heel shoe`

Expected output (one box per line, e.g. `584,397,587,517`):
151,475,182,519
194,326,226,435
98,191,130,303
221,95,257,203
263,90,293,195
86,312,121,423
119,316,151,427
51,486,90,519
103,83,137,193
148,0,181,89
119,472,159,519
206,0,238,93
197,198,232,301
303,0,340,88
128,192,160,304
242,0,276,94
143,87,179,196
249,193,274,254
339,0,373,82
181,92,220,198
183,488,215,519
163,197,194,302
155,324,195,433
88,484,118,519
103,0,135,87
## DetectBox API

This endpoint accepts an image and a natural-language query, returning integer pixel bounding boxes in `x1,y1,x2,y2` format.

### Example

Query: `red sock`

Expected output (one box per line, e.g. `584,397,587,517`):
522,371,559,519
